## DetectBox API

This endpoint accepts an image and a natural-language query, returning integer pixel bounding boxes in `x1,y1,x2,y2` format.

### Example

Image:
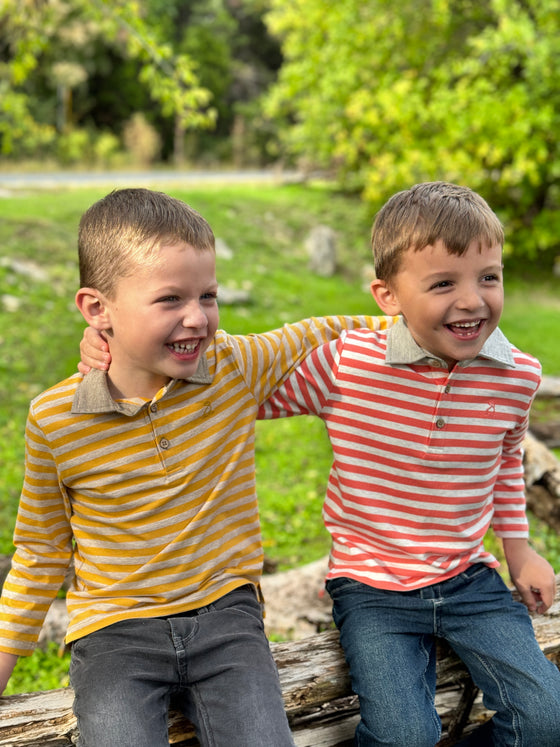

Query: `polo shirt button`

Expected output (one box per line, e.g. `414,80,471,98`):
160,438,170,449
436,418,445,429
150,403,158,413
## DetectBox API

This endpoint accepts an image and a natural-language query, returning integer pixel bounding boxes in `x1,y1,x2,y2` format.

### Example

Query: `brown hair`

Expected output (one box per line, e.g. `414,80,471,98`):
78,188,215,298
371,182,504,282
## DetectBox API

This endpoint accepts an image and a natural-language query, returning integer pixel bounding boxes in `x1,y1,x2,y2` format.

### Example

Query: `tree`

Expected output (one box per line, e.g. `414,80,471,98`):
151,0,282,165
0,0,215,162
0,0,58,156
0,0,282,166
263,0,560,258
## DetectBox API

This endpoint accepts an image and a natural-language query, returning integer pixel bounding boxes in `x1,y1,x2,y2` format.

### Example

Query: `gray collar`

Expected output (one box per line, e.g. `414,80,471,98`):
385,318,515,369
72,355,213,416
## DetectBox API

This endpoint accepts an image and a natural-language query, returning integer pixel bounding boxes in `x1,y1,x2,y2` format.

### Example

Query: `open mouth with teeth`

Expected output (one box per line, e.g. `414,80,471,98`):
445,319,484,338
167,340,201,356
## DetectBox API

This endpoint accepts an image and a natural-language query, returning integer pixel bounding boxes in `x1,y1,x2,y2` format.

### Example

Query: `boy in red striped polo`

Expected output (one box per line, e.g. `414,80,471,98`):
262,182,560,746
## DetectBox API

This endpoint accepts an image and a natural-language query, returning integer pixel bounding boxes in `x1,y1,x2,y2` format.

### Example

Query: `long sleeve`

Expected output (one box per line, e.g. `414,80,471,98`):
232,315,396,407
0,408,73,656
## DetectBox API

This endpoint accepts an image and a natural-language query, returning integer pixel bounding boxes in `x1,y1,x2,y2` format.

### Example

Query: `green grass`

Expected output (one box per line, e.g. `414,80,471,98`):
1,181,560,690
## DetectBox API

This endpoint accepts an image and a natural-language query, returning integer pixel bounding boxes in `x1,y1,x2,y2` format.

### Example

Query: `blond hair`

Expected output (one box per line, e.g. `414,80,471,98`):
371,182,504,282
78,188,215,298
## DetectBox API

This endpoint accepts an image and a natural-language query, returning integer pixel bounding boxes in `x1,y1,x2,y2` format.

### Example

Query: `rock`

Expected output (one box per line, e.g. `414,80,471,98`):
261,556,332,640
536,376,560,398
215,238,233,261
218,286,252,305
0,257,48,282
306,225,337,277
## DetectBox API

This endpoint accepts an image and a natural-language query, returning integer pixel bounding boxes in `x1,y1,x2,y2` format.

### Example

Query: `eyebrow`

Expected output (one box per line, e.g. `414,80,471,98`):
152,281,220,295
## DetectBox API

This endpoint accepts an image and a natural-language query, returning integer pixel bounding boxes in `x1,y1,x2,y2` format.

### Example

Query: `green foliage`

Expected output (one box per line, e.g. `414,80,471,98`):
0,0,280,165
123,113,162,165
0,0,215,160
3,642,71,696
264,0,560,258
0,85,56,157
56,129,92,166
256,418,333,567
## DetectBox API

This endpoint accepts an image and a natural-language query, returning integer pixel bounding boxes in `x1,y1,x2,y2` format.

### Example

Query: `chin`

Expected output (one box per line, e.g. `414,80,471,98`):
178,361,201,378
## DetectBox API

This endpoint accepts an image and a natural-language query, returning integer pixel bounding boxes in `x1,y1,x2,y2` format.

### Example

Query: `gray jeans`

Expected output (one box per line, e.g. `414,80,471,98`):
70,585,294,747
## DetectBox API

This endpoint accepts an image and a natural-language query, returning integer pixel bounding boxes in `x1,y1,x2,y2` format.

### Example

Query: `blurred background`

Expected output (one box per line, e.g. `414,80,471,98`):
1,0,560,265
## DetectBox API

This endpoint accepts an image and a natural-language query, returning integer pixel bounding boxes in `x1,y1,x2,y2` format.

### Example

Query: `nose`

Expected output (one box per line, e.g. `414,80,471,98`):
181,301,207,330
456,283,485,311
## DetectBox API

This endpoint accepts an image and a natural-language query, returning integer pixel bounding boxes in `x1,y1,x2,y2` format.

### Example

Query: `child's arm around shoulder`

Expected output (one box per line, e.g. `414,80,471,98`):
278,314,398,353
0,652,18,695
503,537,556,613
77,316,399,373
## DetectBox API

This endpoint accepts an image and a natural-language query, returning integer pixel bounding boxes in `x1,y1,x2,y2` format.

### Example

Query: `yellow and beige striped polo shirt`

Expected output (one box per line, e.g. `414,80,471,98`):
0,315,395,655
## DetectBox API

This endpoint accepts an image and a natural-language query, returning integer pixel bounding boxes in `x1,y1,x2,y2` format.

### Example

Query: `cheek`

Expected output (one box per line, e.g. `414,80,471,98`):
115,310,163,342
208,307,220,333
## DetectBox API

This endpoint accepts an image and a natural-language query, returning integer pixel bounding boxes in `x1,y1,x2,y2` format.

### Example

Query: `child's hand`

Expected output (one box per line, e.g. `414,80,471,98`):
503,538,556,613
78,327,111,374
0,652,18,695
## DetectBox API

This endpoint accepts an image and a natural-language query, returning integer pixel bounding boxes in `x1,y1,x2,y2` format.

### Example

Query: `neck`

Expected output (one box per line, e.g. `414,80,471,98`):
106,371,170,401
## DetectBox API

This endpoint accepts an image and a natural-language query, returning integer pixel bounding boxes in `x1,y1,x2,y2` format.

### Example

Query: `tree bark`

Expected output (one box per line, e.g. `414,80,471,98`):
1,579,559,747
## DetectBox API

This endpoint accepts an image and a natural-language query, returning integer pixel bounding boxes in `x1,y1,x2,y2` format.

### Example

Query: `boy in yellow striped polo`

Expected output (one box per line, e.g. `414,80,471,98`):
0,188,395,747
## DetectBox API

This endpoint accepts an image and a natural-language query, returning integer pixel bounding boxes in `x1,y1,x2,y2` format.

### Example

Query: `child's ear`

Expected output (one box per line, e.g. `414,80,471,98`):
75,288,112,331
370,278,401,316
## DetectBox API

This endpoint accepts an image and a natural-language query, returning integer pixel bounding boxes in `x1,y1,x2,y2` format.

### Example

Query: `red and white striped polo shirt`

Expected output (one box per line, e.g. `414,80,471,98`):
261,321,541,591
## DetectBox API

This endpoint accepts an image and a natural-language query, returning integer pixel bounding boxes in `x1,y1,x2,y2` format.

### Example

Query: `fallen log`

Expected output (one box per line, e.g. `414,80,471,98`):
530,375,560,447
0,576,559,747
524,431,560,533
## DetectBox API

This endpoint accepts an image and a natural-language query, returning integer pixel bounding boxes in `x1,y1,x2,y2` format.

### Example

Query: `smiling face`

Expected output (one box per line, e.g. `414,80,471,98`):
100,241,219,399
371,239,504,367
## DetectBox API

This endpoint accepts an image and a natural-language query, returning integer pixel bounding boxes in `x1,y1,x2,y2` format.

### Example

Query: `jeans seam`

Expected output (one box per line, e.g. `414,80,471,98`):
469,649,521,746
189,681,215,747
169,617,199,688
419,635,442,741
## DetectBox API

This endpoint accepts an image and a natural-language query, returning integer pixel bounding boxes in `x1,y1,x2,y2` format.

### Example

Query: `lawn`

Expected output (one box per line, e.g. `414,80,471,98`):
1,181,559,693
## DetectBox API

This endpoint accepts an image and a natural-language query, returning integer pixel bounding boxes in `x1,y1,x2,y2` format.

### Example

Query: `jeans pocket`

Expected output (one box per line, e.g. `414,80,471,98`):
461,563,492,582
326,576,363,600
216,586,264,625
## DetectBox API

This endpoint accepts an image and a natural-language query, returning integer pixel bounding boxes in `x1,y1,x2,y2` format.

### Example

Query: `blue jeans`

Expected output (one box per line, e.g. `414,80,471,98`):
70,585,294,747
327,565,560,747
